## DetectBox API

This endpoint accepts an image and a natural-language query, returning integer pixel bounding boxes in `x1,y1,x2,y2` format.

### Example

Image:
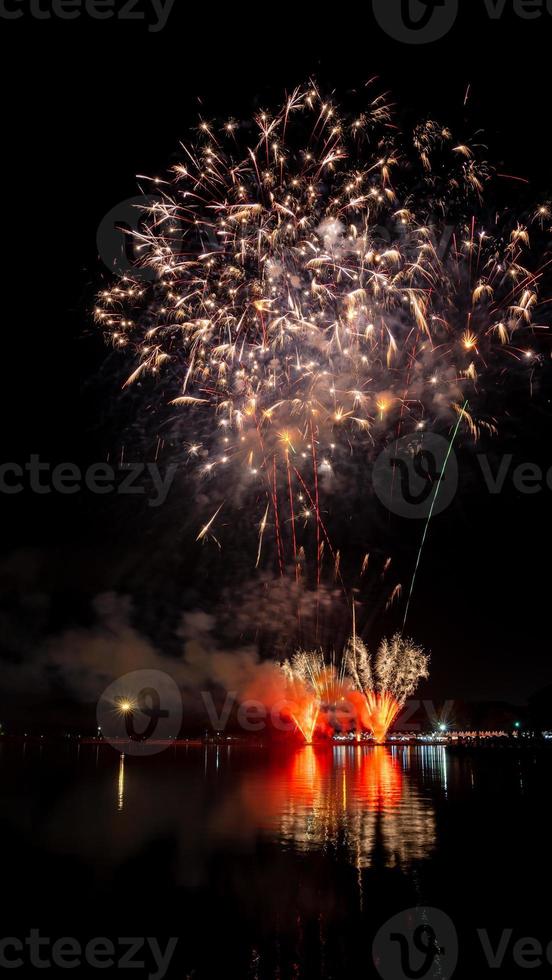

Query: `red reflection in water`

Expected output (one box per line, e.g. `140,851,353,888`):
288,742,329,804
357,746,403,809
241,745,403,822
216,745,436,869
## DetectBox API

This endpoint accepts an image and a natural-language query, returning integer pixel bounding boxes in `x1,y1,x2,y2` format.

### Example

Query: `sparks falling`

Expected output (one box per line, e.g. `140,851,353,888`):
95,80,550,609
281,649,350,742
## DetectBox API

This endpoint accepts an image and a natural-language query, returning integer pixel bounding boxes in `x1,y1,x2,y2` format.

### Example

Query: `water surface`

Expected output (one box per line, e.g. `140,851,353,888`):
1,741,550,977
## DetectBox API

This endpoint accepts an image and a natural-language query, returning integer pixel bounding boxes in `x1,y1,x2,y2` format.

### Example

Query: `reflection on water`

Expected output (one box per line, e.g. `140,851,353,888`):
3,741,550,978
117,752,125,812
18,745,440,874
0,743,442,885
234,746,437,869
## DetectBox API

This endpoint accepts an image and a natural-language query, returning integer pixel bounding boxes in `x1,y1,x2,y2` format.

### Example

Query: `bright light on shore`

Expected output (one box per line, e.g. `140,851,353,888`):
117,698,136,715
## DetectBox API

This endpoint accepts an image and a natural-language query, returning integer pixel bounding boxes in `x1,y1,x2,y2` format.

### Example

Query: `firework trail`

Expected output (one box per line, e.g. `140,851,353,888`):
96,81,550,601
402,398,468,631
345,632,429,742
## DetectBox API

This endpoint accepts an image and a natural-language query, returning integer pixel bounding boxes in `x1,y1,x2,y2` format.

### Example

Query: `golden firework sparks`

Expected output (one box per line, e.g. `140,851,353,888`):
96,82,550,576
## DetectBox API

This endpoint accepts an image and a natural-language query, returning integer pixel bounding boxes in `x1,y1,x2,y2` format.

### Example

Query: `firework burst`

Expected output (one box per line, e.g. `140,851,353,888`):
345,632,429,742
281,649,350,741
95,81,549,587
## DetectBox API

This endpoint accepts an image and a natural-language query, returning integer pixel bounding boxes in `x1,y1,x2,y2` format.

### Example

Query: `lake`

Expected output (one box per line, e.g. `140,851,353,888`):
1,740,551,977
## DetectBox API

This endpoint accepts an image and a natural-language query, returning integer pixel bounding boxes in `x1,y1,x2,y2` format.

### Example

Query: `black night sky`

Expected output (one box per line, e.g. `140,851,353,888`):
2,2,552,719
